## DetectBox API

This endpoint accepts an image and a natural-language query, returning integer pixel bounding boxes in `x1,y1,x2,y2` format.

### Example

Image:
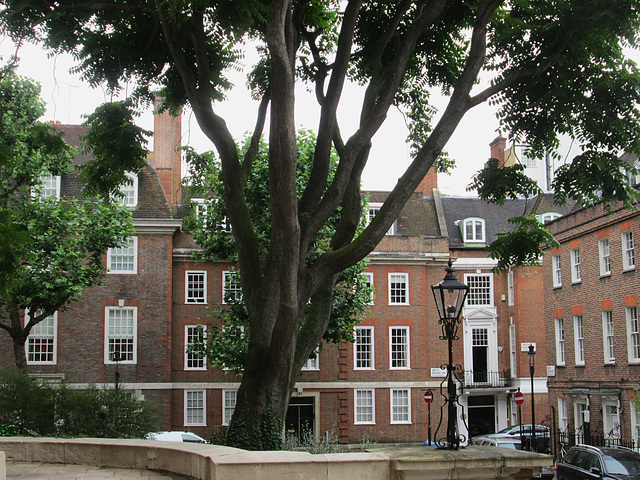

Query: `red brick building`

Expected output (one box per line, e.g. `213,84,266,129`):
543,185,640,446
0,118,559,444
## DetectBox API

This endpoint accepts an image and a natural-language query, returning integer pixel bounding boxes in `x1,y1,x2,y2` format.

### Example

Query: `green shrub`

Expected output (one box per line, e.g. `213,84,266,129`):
54,385,158,438
0,371,55,435
0,371,158,438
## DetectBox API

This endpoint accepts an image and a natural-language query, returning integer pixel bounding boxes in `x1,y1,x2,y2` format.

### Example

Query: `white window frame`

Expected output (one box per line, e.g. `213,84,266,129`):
363,272,374,305
558,397,568,432
107,236,138,275
116,172,138,207
388,273,409,305
462,217,485,243
301,349,320,371
540,212,561,224
552,254,562,288
599,238,611,276
507,271,514,306
623,230,635,271
366,203,396,235
26,311,58,365
390,389,411,424
184,325,206,371
627,306,640,363
35,173,61,199
555,318,565,366
389,326,410,370
104,306,137,364
570,248,581,283
354,389,375,425
509,323,517,377
354,326,374,370
574,315,585,366
464,273,493,307
222,390,237,426
184,390,206,426
185,270,207,304
602,311,615,364
222,270,242,304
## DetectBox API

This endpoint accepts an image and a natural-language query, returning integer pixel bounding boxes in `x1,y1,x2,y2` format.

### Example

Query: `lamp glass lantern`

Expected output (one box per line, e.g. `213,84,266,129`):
528,344,536,367
431,260,468,329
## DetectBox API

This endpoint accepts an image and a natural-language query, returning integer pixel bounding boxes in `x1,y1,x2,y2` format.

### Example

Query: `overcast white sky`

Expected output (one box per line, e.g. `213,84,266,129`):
3,36,637,196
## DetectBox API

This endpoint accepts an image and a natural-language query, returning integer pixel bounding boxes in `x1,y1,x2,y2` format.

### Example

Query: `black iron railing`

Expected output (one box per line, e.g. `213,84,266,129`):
550,426,639,462
461,369,512,388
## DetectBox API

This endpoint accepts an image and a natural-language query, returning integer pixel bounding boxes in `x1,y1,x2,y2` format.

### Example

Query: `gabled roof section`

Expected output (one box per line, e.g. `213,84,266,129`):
442,196,528,248
56,124,172,220
363,189,441,237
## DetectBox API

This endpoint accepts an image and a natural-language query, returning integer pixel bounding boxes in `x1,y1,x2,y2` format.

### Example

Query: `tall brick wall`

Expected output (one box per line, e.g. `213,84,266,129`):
544,200,640,441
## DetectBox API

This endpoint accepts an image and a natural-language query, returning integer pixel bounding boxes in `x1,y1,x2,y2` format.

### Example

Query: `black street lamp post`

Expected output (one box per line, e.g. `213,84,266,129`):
528,344,536,452
431,259,469,450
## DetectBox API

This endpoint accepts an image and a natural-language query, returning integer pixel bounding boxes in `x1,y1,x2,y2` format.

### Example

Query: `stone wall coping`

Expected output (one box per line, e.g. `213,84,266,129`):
0,437,551,480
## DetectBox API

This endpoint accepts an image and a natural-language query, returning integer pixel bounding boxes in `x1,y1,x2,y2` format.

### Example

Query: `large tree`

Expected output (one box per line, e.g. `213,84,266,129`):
183,130,373,377
0,65,135,369
3,0,640,447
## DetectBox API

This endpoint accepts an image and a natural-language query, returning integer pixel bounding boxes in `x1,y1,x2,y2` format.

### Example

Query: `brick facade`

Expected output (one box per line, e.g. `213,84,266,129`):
544,198,640,444
0,120,556,446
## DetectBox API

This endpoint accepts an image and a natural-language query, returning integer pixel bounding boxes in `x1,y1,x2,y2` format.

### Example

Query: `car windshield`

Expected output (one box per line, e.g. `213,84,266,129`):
497,426,522,434
603,454,640,475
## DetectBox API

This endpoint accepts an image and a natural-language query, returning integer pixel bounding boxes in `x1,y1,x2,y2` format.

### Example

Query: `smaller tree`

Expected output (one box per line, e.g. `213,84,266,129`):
0,65,138,368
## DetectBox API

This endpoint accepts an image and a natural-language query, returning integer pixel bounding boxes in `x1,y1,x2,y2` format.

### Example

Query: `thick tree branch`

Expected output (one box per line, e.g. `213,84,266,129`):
310,0,502,283
299,0,363,220
302,0,448,254
468,56,558,108
241,90,271,185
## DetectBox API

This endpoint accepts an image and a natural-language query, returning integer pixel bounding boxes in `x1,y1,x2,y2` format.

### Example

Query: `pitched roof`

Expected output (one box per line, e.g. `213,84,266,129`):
441,194,576,248
56,124,172,219
364,190,441,237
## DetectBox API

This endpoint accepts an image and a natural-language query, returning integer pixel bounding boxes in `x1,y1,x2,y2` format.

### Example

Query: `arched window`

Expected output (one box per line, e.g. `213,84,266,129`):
462,218,485,243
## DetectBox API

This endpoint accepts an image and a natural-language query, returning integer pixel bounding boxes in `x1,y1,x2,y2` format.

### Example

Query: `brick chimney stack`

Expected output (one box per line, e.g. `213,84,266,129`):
490,136,506,167
416,167,438,197
152,98,182,207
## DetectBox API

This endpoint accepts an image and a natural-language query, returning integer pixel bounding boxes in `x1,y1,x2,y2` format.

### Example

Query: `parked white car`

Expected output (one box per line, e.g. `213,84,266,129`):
145,431,208,444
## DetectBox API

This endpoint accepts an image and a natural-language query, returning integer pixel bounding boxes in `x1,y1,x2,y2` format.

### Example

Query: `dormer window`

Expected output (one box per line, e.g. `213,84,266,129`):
116,172,138,207
462,218,485,243
539,212,561,224
366,203,397,235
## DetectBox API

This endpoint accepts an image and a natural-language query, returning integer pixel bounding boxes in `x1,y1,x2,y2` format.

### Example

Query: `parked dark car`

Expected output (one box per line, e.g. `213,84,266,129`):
557,444,640,480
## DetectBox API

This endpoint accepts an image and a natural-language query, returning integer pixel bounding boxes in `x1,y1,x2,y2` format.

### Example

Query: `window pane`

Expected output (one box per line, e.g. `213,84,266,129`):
389,274,408,304
106,308,135,362
390,327,409,369
185,390,205,425
355,389,374,424
355,327,373,369
186,271,206,303
391,389,410,423
466,275,492,306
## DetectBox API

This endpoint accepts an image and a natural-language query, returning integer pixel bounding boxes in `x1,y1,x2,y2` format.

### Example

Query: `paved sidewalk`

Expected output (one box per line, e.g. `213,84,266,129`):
6,461,180,479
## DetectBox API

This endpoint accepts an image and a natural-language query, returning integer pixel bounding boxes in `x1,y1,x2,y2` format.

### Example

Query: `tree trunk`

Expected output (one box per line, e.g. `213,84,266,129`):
13,338,27,370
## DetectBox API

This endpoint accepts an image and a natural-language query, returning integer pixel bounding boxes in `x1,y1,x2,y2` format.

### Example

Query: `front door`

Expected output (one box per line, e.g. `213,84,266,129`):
467,395,495,437
285,396,315,441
